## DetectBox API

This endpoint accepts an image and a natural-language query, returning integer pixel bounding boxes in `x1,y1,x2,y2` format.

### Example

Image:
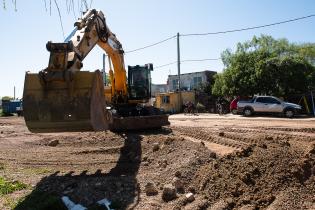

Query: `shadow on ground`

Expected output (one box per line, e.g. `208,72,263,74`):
14,128,171,210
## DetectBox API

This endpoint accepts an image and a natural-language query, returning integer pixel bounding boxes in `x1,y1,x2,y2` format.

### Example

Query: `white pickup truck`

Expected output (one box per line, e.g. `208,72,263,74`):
237,96,302,118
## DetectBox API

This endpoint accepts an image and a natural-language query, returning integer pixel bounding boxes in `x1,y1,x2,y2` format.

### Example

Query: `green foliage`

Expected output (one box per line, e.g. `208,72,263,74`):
1,96,13,101
197,72,216,94
104,72,111,85
0,177,27,195
213,35,315,97
2,0,93,12
212,73,229,96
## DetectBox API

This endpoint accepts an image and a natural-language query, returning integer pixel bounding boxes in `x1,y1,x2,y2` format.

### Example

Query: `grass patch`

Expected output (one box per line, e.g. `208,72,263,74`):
0,177,27,195
3,195,20,209
22,167,52,175
14,190,67,210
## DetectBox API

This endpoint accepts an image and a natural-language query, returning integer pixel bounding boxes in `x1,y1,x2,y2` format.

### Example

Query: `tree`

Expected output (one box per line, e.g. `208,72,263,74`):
2,1,93,14
212,35,315,97
198,71,216,94
1,96,13,101
2,1,94,37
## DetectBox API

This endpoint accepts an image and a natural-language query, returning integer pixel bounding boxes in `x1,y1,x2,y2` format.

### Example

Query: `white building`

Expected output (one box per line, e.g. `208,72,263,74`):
167,70,216,91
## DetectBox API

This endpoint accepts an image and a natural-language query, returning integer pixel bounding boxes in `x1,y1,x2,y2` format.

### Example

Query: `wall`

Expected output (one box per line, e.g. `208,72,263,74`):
155,91,195,113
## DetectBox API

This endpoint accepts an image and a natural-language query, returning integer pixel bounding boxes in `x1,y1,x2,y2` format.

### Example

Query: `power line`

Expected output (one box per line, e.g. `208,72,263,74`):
155,61,177,69
125,35,176,54
182,58,221,62
181,14,315,36
155,58,221,69
125,14,315,54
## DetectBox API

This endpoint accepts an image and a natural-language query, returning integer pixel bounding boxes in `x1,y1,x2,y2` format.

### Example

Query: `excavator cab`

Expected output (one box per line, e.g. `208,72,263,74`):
128,64,153,102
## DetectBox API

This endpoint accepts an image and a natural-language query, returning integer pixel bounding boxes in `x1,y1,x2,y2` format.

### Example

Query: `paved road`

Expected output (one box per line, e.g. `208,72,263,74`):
169,113,315,122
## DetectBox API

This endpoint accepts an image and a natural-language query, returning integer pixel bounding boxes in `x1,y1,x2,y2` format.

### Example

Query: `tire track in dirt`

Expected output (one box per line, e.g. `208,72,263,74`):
223,127,315,143
180,135,239,156
218,132,260,145
173,127,249,156
173,124,314,157
264,127,315,133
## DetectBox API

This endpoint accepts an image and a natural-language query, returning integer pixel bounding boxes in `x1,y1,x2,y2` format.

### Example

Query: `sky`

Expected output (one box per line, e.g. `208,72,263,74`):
0,0,314,98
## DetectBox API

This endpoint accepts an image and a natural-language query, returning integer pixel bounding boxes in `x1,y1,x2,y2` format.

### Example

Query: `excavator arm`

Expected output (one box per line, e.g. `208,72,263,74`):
43,9,127,100
23,9,127,132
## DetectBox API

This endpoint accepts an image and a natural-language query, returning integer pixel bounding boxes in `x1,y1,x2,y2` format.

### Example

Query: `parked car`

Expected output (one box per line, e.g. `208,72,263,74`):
237,96,301,118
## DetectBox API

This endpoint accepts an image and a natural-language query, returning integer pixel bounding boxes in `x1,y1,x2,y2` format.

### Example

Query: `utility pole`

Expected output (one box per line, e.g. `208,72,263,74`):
103,54,106,85
177,33,181,91
14,86,15,99
177,32,182,110
311,90,315,116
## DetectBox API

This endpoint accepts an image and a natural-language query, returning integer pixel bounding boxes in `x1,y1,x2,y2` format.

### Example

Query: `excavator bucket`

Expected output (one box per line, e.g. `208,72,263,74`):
23,70,109,133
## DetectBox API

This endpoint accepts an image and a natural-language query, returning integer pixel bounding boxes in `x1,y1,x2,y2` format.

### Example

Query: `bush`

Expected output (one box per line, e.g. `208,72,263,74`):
1,96,13,101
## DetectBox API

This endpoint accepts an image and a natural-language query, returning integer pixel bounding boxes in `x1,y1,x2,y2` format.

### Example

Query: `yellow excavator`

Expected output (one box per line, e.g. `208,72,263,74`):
23,9,169,132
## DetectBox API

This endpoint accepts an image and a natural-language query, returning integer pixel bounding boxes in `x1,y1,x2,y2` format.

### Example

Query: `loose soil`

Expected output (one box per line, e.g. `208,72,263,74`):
0,114,315,209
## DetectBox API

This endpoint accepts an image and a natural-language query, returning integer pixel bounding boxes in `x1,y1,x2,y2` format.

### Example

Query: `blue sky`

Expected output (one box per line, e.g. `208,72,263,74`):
0,0,314,98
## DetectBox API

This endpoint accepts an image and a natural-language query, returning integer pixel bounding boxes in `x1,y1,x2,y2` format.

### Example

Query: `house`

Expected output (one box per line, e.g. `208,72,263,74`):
167,70,216,92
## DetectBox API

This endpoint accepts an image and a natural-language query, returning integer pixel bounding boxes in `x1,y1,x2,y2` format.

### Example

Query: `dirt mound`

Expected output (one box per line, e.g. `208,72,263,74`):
191,139,315,209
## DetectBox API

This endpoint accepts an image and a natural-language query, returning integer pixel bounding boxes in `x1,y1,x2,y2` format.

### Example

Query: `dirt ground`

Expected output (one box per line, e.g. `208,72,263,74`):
0,114,315,209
